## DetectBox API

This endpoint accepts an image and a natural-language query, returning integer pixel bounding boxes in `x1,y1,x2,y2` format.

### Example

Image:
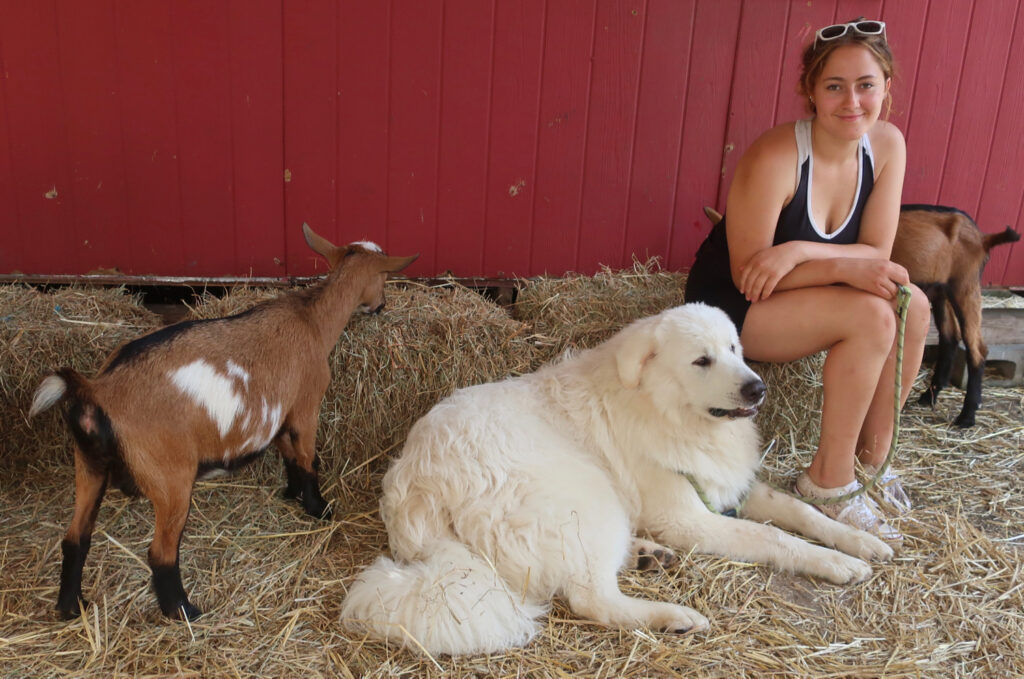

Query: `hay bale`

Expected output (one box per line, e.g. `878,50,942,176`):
1,279,1023,678
513,258,686,361
751,353,826,479
187,281,539,487
0,285,160,466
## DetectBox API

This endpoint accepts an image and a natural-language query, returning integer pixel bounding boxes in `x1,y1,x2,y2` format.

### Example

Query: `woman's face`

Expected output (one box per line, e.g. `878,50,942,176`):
812,44,890,140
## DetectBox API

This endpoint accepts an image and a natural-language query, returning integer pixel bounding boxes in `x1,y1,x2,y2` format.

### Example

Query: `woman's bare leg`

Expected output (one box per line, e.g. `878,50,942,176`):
740,286,896,488
856,284,930,467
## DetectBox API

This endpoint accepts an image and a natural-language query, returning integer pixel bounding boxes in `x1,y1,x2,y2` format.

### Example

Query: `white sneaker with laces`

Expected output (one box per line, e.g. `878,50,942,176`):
796,472,903,544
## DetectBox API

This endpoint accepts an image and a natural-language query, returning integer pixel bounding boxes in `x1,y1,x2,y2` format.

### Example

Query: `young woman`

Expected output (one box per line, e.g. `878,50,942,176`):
685,20,931,541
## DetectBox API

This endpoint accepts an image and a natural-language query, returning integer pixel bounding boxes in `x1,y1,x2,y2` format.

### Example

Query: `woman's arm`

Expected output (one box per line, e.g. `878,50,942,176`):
727,121,908,302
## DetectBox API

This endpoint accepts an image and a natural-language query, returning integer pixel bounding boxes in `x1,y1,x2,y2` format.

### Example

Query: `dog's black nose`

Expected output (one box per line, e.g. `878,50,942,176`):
741,378,766,404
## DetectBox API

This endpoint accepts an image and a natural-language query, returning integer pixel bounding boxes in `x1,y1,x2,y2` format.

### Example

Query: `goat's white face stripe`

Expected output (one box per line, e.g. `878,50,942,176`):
169,360,242,438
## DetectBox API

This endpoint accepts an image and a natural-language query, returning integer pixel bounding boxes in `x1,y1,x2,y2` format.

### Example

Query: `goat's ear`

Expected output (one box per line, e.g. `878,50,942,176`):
615,321,658,389
379,253,419,274
703,206,723,225
303,223,344,264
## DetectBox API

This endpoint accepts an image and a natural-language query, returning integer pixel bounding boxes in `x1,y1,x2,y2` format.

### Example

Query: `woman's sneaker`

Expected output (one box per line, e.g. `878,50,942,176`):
796,472,902,545
861,463,912,515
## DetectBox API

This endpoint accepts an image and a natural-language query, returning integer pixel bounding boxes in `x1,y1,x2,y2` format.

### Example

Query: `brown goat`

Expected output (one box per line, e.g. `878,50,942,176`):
700,204,1020,428
891,204,1019,427
29,224,417,621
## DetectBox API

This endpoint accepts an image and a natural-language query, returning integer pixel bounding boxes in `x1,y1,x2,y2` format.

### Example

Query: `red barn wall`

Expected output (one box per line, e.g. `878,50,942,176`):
1,0,1021,285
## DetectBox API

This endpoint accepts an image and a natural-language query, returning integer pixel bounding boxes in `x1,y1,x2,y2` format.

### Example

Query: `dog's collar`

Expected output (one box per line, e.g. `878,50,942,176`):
680,471,741,517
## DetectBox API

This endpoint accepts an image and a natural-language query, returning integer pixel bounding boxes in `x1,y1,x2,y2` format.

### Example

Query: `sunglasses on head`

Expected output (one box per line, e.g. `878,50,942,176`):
814,20,887,47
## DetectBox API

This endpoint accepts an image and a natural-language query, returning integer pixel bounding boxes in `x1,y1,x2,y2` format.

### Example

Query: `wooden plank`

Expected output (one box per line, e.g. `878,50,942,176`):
336,1,390,256
283,0,338,275
879,1,927,141
56,0,128,275
668,0,741,269
0,2,75,274
622,0,694,268
115,0,185,276
481,0,545,277
975,4,1024,286
387,0,443,276
435,0,495,276
716,1,788,208
576,0,646,272
0,12,21,273
773,0,837,127
899,0,973,203
229,0,286,277
530,0,596,276
936,0,1015,221
976,309,1024,346
171,0,235,277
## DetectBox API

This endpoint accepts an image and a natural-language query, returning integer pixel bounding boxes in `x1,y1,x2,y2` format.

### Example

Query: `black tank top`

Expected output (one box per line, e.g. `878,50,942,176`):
684,119,876,330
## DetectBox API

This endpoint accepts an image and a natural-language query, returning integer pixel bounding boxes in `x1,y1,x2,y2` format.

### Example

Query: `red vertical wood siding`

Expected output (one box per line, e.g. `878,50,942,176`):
1,0,1021,285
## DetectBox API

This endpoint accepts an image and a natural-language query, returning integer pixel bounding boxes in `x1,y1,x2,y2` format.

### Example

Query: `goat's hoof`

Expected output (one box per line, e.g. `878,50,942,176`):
301,502,332,521
954,414,976,428
165,600,203,621
300,495,332,520
917,390,937,407
56,598,88,620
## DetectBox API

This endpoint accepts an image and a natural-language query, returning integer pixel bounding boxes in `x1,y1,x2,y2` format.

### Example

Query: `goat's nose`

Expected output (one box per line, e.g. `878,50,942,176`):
370,302,385,315
741,378,766,404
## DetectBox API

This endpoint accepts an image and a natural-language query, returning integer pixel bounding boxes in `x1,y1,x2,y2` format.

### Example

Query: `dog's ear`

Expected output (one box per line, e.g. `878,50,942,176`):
616,324,658,389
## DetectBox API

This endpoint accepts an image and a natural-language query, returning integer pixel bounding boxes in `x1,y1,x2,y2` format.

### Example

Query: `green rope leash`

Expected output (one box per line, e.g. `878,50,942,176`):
685,284,912,513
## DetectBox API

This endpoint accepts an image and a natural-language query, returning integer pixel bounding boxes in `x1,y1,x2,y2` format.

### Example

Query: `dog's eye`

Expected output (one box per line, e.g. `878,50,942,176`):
692,356,712,367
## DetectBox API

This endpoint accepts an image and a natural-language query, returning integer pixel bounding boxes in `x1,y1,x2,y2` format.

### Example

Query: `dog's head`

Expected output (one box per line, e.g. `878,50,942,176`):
615,304,766,420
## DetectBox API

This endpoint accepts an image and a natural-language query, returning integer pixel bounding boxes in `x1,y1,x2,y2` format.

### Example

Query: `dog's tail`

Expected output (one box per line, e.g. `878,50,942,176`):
341,539,546,656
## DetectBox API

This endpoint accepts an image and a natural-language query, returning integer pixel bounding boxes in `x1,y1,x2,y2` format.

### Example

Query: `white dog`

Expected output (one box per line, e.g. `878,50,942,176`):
341,303,892,655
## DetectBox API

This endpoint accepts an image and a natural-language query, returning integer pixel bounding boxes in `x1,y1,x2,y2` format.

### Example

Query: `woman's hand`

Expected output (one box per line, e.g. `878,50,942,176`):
837,258,910,299
738,242,801,302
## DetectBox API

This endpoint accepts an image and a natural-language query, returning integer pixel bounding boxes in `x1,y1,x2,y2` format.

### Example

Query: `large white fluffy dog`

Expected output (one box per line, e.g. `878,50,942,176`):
341,303,893,655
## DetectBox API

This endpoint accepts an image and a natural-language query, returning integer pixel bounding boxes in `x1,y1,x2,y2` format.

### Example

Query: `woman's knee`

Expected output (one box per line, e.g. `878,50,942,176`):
903,284,932,341
848,293,898,347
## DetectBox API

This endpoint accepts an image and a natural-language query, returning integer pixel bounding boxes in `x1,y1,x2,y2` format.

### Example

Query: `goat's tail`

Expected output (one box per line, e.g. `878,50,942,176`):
29,368,79,417
30,369,132,491
341,539,546,656
984,226,1021,253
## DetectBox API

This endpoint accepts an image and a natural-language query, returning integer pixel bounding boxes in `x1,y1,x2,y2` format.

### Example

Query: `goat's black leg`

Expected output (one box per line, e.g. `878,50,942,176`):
920,299,954,407
955,359,982,428
951,279,987,428
282,455,304,500
294,454,331,520
57,457,108,619
148,485,201,621
277,430,332,520
57,537,92,619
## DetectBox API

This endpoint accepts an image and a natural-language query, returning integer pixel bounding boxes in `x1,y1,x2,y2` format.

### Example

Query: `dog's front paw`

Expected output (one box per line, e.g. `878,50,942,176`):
631,538,680,571
814,550,872,584
834,529,894,563
650,602,709,634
